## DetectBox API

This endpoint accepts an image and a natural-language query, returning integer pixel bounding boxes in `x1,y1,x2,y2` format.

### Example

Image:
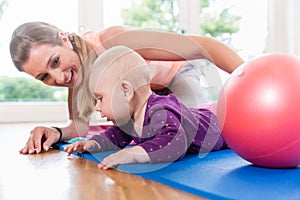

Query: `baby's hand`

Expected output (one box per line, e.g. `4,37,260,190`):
64,140,102,156
98,146,149,170
64,141,86,156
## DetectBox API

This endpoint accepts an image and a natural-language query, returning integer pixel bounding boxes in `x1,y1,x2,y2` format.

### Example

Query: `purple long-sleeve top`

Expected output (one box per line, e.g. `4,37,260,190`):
90,93,226,163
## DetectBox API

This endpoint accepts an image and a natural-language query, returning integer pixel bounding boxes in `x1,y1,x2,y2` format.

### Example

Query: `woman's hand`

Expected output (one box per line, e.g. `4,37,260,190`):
98,146,150,170
19,120,89,155
19,126,61,154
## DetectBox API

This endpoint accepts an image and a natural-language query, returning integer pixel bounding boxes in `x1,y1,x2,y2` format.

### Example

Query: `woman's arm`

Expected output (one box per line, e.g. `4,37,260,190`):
100,26,244,73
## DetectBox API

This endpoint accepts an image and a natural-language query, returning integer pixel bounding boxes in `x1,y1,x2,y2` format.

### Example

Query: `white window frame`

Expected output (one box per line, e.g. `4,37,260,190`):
78,0,103,34
267,0,300,55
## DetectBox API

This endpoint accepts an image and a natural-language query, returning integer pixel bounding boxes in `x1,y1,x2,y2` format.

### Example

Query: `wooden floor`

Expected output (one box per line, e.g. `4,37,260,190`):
0,122,205,200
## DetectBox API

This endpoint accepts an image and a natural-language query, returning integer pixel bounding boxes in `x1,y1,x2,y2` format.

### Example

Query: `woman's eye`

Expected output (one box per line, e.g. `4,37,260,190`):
51,56,60,68
40,73,49,82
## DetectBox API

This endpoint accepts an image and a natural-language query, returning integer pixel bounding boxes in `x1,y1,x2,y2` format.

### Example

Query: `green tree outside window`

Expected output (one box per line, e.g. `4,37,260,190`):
121,0,241,46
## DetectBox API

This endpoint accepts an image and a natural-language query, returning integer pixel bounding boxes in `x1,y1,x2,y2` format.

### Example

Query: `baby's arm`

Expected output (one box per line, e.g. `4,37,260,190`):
64,140,102,156
98,146,150,170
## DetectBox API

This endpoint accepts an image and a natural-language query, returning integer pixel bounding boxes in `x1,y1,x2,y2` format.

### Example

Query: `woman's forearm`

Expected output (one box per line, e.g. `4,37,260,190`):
189,36,244,73
60,120,89,141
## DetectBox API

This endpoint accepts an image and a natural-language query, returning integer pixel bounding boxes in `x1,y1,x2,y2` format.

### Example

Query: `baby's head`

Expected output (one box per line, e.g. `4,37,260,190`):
77,46,151,124
89,45,150,93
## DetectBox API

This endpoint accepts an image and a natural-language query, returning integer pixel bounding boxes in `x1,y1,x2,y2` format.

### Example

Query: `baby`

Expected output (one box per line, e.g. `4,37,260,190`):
65,46,226,169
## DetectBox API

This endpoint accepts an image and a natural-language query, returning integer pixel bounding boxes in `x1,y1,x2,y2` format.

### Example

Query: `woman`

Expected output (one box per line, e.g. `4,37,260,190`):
10,21,243,154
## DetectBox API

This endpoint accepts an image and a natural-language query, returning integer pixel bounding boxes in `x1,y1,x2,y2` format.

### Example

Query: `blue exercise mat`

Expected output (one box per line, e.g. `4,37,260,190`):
53,142,300,200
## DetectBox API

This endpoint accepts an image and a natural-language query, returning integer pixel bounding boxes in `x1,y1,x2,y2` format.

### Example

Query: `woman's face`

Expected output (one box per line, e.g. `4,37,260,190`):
22,35,81,88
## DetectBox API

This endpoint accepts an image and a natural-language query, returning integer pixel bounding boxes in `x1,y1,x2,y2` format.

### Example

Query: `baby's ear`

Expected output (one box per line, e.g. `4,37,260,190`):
121,80,134,102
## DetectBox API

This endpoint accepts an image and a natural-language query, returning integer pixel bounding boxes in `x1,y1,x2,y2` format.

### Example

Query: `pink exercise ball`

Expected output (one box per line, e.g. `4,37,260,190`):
217,54,300,168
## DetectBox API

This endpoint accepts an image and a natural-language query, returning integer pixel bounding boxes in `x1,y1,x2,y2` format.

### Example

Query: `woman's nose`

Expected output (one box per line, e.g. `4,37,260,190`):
50,69,65,84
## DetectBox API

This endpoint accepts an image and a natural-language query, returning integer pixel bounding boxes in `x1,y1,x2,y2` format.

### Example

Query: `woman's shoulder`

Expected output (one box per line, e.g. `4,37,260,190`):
100,25,133,41
83,26,132,44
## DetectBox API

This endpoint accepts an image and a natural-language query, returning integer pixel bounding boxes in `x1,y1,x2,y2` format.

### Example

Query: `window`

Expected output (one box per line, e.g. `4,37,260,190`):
0,0,78,103
0,0,78,122
0,0,78,76
0,0,283,122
